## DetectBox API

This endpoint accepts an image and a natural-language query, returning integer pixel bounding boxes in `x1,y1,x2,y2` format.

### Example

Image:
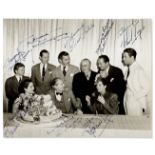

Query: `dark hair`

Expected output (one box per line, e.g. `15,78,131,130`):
40,49,49,57
123,48,137,59
97,78,108,86
51,77,62,87
18,78,33,94
58,51,69,60
13,63,25,74
98,55,110,63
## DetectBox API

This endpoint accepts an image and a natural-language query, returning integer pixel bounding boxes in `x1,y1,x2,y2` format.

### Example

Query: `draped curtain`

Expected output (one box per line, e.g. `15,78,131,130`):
3,19,152,112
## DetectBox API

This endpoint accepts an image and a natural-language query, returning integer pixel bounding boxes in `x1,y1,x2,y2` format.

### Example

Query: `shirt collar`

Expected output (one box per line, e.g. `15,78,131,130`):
84,71,91,79
129,61,137,70
60,65,68,71
105,65,110,73
15,75,22,81
40,63,48,69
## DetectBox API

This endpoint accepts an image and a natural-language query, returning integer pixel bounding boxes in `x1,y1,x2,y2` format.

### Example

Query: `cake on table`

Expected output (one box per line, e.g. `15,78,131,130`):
13,93,63,124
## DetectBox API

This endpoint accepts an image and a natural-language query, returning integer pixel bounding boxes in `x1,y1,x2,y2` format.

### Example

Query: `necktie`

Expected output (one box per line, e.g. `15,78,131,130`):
42,65,46,81
19,77,22,84
126,67,130,79
86,74,90,80
63,66,66,76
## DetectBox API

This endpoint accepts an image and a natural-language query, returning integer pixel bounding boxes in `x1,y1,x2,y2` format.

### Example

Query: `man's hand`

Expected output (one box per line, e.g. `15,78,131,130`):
75,109,83,115
97,95,105,105
95,74,100,82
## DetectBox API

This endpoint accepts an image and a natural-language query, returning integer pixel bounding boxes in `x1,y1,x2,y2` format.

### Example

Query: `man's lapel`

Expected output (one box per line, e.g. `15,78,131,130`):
44,64,50,80
37,63,42,81
66,65,73,78
13,76,19,86
108,65,112,77
58,65,64,77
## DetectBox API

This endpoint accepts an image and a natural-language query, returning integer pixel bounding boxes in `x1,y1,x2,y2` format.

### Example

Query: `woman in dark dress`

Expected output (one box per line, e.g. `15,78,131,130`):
86,78,119,114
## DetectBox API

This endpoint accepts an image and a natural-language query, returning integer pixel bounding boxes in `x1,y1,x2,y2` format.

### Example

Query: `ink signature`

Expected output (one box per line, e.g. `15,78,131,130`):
46,115,113,137
96,19,114,54
64,23,94,52
4,113,20,137
119,19,145,48
7,23,94,70
85,115,113,137
8,48,31,70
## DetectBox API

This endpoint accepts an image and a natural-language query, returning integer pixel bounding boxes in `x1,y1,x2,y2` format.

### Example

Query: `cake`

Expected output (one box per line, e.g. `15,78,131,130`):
14,93,62,124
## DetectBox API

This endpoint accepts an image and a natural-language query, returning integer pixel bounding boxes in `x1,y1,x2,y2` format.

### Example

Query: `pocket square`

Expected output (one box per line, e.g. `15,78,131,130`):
110,78,114,82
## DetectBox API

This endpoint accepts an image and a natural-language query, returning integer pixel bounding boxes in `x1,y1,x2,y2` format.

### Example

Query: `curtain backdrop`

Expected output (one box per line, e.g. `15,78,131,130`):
3,19,152,112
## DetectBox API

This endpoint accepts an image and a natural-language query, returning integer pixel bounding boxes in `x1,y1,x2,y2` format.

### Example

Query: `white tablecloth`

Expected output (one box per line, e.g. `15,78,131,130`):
3,113,152,138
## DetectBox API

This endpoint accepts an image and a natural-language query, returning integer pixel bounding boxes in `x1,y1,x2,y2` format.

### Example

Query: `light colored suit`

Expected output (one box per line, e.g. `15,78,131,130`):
52,64,79,91
124,62,150,115
31,63,56,94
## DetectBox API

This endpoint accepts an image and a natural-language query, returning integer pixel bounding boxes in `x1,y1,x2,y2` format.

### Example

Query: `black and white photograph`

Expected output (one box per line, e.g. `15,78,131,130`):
1,1,155,155
3,19,152,138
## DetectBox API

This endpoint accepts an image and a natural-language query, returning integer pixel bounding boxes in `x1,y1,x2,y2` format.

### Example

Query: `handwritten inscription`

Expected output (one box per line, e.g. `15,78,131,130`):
4,113,20,137
96,19,114,54
8,48,31,70
119,19,145,48
64,23,94,52
46,115,113,137
7,23,94,70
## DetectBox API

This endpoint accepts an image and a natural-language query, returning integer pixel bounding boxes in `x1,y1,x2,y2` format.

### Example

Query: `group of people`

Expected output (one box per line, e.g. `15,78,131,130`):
5,48,150,116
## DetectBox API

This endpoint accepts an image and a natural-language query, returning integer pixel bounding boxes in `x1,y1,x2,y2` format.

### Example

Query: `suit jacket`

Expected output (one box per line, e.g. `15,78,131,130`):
50,90,81,113
88,92,119,114
52,64,79,91
124,62,150,115
31,63,56,94
5,75,29,112
97,65,126,114
72,71,97,113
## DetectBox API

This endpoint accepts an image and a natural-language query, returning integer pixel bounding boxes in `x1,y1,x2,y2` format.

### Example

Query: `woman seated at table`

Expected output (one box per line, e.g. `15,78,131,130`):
86,78,119,114
50,77,83,114
13,79,60,122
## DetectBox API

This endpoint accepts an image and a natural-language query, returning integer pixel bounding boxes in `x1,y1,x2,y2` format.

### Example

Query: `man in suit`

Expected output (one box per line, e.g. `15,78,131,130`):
122,48,150,115
73,59,97,114
96,55,126,114
31,49,56,94
5,63,29,113
50,78,82,114
52,51,79,92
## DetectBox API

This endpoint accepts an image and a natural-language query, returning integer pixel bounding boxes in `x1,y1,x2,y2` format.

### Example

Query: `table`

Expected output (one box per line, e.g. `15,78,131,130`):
3,113,152,138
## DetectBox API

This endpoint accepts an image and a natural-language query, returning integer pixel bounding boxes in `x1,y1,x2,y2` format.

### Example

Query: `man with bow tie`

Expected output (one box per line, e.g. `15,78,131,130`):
31,49,56,95
5,63,29,113
50,78,82,114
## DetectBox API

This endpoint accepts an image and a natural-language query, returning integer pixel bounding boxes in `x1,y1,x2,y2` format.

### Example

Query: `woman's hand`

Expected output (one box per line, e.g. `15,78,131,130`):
85,95,91,106
97,95,105,105
95,74,100,82
14,97,22,105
